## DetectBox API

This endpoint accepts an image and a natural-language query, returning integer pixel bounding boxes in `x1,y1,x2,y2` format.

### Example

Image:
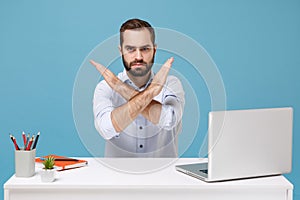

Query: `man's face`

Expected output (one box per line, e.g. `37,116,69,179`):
120,28,156,77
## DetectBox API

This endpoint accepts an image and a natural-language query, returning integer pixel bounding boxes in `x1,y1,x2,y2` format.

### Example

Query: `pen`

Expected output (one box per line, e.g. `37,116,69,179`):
32,131,40,149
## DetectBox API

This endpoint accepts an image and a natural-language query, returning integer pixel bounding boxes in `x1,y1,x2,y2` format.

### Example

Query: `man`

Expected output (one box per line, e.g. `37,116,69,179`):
91,18,185,157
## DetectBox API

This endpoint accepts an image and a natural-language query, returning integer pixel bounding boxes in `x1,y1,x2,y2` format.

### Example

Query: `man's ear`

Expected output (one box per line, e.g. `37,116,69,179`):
153,44,157,55
118,45,122,56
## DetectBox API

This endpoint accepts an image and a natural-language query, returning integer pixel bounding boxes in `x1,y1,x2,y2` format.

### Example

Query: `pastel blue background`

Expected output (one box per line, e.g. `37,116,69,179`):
0,0,299,199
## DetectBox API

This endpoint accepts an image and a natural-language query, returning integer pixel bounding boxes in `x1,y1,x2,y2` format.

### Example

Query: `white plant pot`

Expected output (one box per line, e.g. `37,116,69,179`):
40,169,56,182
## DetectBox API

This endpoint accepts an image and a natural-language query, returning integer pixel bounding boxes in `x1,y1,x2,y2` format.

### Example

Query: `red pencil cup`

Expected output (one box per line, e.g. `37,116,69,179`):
14,149,36,177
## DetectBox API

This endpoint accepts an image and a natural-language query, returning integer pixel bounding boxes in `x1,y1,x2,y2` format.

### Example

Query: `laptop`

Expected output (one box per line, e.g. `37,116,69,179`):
176,107,293,182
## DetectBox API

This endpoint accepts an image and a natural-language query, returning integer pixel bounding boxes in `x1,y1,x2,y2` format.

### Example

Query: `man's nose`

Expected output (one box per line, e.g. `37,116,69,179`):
135,49,143,60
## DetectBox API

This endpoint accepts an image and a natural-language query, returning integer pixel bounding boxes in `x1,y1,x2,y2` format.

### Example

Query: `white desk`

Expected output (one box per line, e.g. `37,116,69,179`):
4,158,293,200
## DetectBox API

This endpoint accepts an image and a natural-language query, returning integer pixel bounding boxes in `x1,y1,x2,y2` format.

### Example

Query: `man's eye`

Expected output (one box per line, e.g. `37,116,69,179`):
126,47,135,52
141,47,150,52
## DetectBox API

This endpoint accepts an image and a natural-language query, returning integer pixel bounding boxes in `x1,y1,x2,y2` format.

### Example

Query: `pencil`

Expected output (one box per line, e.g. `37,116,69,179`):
32,131,40,149
10,134,20,150
25,135,34,150
22,131,27,147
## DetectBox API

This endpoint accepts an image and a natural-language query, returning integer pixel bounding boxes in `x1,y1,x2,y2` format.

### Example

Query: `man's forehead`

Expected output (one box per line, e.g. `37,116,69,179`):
122,29,153,46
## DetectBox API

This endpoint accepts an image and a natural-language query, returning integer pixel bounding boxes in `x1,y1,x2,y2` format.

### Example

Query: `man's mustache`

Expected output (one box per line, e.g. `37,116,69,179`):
130,60,147,66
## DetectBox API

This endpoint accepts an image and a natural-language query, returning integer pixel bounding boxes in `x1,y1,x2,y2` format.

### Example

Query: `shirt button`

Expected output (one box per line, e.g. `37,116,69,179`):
139,144,143,148
139,126,143,130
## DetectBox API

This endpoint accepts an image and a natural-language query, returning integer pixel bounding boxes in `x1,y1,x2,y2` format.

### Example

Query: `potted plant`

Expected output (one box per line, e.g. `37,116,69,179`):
40,156,56,182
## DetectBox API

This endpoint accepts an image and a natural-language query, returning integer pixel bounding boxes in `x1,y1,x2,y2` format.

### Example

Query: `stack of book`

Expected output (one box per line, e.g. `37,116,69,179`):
35,155,88,171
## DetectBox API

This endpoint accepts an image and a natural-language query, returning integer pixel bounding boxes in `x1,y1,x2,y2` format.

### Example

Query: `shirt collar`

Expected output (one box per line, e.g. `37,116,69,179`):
119,69,154,91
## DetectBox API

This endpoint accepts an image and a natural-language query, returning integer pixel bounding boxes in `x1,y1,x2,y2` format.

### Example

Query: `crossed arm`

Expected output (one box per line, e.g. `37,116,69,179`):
90,58,174,132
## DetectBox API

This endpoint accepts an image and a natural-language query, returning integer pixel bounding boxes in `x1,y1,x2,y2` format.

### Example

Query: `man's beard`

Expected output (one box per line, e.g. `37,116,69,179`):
122,55,155,77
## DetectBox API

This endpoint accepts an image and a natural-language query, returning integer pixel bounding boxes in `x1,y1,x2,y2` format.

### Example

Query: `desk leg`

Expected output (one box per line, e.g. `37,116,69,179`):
4,189,10,200
287,189,293,200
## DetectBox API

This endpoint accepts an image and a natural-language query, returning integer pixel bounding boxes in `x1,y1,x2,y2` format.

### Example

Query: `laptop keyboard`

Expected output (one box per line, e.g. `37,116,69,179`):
199,169,208,174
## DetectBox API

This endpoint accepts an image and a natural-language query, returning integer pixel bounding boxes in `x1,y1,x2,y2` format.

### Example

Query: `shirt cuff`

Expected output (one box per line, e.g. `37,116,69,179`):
158,105,175,130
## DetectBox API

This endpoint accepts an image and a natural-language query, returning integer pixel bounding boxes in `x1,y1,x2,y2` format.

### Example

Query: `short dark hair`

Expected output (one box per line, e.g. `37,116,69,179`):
119,18,155,46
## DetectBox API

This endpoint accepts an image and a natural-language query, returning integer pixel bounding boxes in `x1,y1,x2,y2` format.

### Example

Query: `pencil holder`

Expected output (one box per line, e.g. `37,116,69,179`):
14,149,36,177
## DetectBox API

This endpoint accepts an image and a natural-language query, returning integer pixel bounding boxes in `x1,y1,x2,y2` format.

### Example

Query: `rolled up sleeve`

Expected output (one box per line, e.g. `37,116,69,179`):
93,81,120,140
154,76,185,130
94,111,119,140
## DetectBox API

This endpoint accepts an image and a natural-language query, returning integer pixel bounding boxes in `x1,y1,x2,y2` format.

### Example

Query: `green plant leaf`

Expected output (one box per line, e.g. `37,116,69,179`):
43,156,55,169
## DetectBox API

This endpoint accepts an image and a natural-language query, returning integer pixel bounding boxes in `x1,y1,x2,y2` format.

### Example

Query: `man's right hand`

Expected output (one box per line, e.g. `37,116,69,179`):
90,59,138,100
149,57,174,96
90,60,120,90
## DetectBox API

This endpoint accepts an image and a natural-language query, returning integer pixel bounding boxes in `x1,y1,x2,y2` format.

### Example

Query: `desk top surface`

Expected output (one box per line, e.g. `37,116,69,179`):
4,158,293,190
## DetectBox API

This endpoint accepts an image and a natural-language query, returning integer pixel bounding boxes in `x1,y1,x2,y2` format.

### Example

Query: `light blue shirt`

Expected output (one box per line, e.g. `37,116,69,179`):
93,70,185,157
